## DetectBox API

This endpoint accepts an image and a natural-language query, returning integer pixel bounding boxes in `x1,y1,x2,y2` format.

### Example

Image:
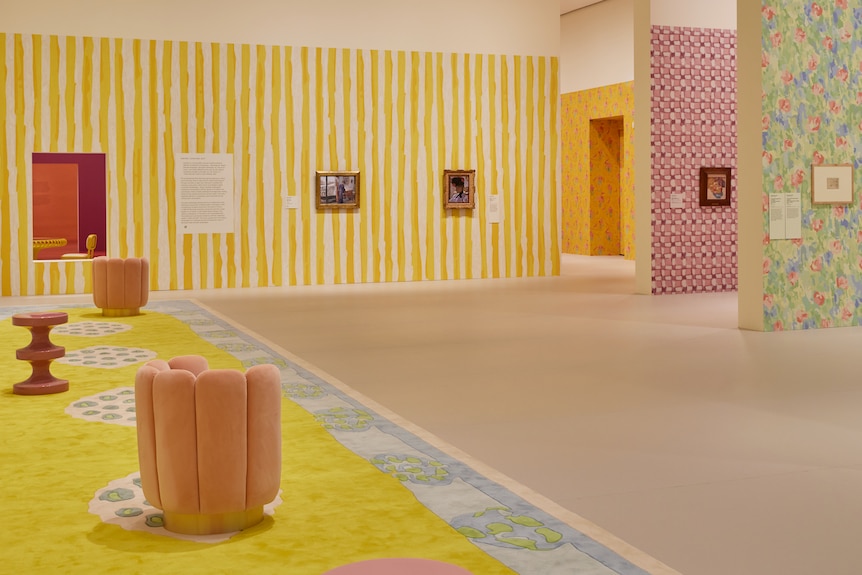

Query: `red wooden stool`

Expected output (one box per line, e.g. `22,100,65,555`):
12,311,69,395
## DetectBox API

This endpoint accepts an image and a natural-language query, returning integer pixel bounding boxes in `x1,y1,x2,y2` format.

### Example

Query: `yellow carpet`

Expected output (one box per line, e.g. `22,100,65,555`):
0,305,514,574
1,300,667,575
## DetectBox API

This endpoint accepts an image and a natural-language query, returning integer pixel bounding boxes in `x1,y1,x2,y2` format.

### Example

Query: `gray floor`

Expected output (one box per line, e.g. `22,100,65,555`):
13,255,862,575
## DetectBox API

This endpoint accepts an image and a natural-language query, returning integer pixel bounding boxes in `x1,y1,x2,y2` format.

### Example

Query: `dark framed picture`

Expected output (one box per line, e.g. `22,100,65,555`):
443,170,476,209
316,171,360,209
699,167,731,207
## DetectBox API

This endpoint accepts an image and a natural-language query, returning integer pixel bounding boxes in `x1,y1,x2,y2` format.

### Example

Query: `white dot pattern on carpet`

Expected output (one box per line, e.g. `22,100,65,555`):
66,387,137,427
58,345,157,368
53,321,133,337
89,472,283,542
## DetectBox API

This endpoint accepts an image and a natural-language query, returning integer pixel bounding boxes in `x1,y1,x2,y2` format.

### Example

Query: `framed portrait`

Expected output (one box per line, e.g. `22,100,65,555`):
699,167,732,207
811,164,853,205
316,171,360,209
443,170,476,209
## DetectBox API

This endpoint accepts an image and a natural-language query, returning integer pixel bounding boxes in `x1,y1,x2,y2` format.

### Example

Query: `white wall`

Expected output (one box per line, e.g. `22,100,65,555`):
651,0,736,29
2,0,560,56
560,0,633,94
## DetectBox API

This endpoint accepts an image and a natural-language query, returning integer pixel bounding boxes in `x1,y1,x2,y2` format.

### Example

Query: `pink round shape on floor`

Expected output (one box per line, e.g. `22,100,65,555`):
322,558,473,575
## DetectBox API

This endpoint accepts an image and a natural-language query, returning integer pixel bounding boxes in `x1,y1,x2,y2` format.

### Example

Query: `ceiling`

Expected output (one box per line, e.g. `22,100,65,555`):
560,0,605,15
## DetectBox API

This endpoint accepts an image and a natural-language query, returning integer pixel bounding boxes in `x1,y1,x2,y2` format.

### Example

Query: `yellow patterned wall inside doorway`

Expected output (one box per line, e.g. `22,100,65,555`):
561,82,634,259
0,33,559,296
589,118,622,256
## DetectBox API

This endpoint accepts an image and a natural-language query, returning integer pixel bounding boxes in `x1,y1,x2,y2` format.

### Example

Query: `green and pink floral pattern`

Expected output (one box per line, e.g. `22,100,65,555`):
761,1,862,330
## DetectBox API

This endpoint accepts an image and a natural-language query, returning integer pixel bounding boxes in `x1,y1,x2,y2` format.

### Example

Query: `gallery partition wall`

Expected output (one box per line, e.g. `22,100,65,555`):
0,0,560,296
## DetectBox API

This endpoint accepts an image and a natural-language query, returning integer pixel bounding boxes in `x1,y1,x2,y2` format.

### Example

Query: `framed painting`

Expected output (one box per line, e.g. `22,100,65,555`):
811,164,853,205
316,171,360,209
443,170,475,209
699,167,732,207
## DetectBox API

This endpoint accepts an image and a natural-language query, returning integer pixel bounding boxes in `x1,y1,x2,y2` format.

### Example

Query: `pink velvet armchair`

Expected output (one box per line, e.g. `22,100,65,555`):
135,355,282,535
92,256,149,316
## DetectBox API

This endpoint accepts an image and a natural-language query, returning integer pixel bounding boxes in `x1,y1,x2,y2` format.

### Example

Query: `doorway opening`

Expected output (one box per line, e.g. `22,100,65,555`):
32,153,107,260
588,117,624,256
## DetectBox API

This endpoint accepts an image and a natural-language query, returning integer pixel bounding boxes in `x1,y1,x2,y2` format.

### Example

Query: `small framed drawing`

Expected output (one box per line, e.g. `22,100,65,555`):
443,170,476,209
812,164,853,205
316,171,360,209
699,167,732,207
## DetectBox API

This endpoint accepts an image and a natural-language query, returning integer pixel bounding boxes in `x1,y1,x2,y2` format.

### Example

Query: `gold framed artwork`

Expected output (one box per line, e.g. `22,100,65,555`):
699,167,731,207
811,164,853,205
443,170,476,209
316,171,360,209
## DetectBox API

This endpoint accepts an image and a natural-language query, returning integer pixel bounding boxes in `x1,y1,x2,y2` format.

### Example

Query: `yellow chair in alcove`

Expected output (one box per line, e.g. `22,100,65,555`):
60,233,97,259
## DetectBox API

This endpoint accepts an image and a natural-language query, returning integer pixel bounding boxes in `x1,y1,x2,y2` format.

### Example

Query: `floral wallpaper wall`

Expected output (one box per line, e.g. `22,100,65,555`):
561,82,635,259
651,25,738,295
590,118,622,255
761,2,862,330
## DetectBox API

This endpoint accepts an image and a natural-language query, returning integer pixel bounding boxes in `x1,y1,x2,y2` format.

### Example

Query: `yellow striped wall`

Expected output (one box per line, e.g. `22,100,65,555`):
0,33,559,296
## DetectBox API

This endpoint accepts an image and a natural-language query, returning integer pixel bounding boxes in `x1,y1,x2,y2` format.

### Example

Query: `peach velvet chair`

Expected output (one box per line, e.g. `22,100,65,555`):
135,356,282,535
92,256,149,316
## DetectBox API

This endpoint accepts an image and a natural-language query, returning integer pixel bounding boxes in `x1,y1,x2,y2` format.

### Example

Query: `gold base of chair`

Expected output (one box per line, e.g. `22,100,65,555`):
101,308,141,317
163,506,265,535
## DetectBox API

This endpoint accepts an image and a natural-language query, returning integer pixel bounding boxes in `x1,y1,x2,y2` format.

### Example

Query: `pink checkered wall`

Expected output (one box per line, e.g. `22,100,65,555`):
650,25,738,294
